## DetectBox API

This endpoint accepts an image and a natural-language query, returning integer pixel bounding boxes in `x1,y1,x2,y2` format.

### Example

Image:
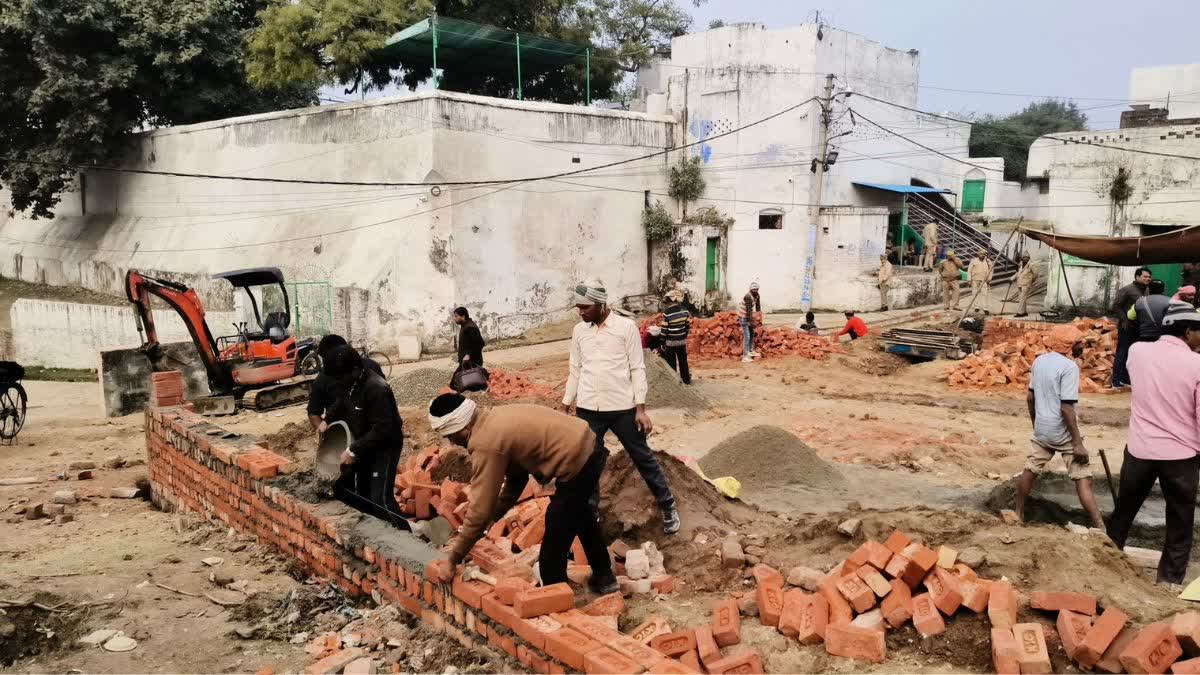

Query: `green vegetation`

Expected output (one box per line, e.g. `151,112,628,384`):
968,100,1087,182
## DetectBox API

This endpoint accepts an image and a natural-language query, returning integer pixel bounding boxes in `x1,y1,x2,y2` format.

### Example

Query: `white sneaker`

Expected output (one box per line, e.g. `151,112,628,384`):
749,351,762,358
742,356,754,363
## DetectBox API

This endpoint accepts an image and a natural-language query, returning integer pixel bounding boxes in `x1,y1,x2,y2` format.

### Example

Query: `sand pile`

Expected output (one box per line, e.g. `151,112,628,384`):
699,425,845,492
390,368,453,407
947,318,1115,391
645,355,711,411
262,421,317,468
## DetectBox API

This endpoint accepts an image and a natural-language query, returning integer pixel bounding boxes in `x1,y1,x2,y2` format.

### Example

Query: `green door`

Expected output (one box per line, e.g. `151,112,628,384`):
962,179,985,212
1147,263,1183,297
705,238,720,291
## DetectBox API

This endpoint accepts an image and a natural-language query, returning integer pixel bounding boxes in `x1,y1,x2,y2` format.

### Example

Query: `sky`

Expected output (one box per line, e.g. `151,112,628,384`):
686,0,1200,127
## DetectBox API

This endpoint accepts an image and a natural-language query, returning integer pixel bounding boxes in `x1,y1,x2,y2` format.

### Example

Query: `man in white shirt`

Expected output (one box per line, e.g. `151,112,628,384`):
563,281,680,535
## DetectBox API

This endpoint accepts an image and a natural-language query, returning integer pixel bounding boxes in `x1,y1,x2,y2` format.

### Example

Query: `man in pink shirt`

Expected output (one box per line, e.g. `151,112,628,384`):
1107,300,1200,586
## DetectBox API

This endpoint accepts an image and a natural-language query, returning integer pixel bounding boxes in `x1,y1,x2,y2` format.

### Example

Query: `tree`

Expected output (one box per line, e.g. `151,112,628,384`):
0,0,317,219
708,19,725,29
968,100,1087,182
245,0,704,102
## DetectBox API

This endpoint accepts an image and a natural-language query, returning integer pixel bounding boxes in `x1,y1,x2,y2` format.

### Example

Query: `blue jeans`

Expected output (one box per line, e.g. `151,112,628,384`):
740,318,754,355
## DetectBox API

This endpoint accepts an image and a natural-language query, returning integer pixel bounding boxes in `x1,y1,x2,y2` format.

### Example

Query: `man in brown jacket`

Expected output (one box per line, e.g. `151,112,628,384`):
423,394,618,594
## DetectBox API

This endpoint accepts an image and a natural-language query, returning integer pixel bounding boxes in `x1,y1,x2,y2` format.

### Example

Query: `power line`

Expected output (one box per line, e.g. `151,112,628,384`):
849,108,999,173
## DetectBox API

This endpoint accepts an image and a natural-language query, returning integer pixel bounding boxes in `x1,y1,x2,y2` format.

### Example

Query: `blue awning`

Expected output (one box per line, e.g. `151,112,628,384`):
852,182,951,194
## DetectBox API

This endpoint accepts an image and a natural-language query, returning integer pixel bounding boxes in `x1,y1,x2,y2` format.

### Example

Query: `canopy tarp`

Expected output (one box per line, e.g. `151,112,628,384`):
1020,226,1200,265
852,182,951,194
383,16,588,73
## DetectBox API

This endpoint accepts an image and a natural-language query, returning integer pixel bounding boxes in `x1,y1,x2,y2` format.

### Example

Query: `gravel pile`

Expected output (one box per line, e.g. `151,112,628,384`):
699,425,846,492
389,368,454,408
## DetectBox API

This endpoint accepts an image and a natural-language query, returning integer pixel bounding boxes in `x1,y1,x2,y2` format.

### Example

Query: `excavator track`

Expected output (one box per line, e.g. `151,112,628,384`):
241,375,316,412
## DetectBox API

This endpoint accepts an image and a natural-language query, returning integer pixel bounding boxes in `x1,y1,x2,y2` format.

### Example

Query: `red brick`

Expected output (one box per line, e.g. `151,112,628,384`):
903,543,939,576
1174,612,1200,656
992,628,1020,675
482,591,522,629
1173,657,1200,673
953,563,978,581
514,583,574,618
835,574,876,613
1013,623,1052,675
306,648,365,674
825,624,886,663
584,646,644,675
705,650,764,674
884,530,912,555
678,651,702,673
582,591,625,617
544,627,602,671
750,564,784,588
711,597,741,647
647,658,697,675
1098,628,1140,674
513,615,562,651
856,565,891,598
881,578,913,629
784,590,827,645
611,636,670,671
911,593,945,637
923,567,963,616
694,625,720,667
566,614,622,646
1059,609,1094,662
629,615,672,645
757,583,785,627
988,580,1018,630
451,577,490,609
1079,607,1131,669
863,540,893,570
495,577,534,606
960,579,991,613
883,553,909,580
1029,591,1097,616
468,539,513,572
820,576,854,626
842,544,871,576
1121,623,1182,674
651,575,675,594
650,630,697,658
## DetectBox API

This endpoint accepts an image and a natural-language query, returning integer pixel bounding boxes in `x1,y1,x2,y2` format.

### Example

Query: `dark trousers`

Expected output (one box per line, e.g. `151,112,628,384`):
577,408,675,515
1106,447,1199,584
336,448,409,531
1112,326,1135,386
539,447,614,586
661,345,691,384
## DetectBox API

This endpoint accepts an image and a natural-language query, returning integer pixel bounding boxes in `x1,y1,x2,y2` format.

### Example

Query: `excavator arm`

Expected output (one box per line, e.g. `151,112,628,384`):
125,270,233,394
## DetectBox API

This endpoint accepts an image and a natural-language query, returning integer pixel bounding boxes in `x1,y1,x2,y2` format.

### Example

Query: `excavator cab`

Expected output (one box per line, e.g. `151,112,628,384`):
211,268,301,386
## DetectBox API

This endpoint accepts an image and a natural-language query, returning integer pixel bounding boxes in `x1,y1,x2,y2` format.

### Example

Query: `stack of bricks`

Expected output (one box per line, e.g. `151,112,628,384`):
638,313,842,361
150,370,186,408
147,404,692,674
981,319,1054,349
949,318,1117,392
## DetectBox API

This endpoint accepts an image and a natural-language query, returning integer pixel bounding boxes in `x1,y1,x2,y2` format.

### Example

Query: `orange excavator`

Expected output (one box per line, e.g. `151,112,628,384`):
125,267,319,413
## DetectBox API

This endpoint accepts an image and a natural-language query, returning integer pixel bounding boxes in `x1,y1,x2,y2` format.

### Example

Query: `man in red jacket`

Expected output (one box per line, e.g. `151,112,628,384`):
832,310,869,343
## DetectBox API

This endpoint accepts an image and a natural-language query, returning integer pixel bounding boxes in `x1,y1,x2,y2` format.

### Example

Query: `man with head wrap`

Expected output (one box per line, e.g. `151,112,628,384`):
563,281,680,535
1014,324,1105,529
322,345,408,530
423,394,618,594
1173,285,1196,304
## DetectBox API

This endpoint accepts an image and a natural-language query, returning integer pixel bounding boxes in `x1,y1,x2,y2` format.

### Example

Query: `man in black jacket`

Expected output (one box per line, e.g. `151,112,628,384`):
453,307,485,368
307,334,384,434
1111,267,1151,387
322,345,408,530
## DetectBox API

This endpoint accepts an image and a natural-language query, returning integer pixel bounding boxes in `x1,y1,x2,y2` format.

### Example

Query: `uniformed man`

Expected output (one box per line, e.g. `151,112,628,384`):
938,250,964,310
877,254,895,311
1014,253,1038,317
921,221,939,271
967,251,994,312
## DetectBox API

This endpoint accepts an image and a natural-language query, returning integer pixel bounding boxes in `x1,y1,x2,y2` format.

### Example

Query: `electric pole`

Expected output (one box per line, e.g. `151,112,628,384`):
801,73,836,310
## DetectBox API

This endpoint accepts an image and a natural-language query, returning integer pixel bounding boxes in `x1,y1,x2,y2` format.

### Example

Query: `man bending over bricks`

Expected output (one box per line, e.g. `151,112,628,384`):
424,393,619,594
1014,324,1105,529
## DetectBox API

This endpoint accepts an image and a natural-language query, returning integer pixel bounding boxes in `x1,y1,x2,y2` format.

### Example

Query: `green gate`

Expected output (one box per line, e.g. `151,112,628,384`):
1147,263,1183,297
962,179,985,213
287,281,333,338
705,238,721,291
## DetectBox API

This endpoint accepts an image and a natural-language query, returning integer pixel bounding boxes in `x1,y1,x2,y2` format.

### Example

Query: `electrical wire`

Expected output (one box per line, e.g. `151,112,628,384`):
849,108,1000,173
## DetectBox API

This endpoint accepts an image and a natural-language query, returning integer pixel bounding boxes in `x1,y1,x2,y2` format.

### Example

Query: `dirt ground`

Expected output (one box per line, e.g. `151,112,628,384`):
0,331,1177,673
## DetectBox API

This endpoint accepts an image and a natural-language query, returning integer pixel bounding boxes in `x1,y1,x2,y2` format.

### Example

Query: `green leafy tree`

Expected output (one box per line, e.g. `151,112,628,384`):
0,0,317,218
968,100,1087,182
245,0,703,102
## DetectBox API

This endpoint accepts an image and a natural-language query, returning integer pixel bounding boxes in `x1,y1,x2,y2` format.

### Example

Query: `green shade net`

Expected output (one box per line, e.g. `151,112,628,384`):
383,16,588,74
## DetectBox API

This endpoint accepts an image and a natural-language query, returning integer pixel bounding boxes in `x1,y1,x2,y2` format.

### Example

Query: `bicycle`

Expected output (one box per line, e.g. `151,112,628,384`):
298,345,392,379
0,361,28,444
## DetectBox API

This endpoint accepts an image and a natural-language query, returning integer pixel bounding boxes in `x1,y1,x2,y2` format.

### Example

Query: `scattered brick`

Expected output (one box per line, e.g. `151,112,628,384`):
630,616,671,645
694,625,721,667
750,563,784,588
610,636,670,672
1175,612,1200,656
678,651,703,673
544,627,601,671
795,592,829,645
988,580,1018,630
912,593,946,637
1058,609,1094,662
1174,657,1200,674
992,628,1020,675
881,579,913,629
856,565,891,598
923,567,963,616
343,658,375,675
1079,607,1130,669
582,592,625,617
306,648,365,675
863,540,893,570
647,657,696,675
1013,623,1052,675
1098,628,1140,674
820,577,854,626
883,553,910,580
1120,623,1182,675
1029,591,1097,616
583,647,644,675
757,583,785,627
825,624,886,664
514,583,574,618
651,575,676,594
650,630,697,658
720,540,746,569
883,530,912,556
777,588,806,639
711,597,742,647
851,609,884,634
836,574,876,613
704,650,764,674
960,579,991,613
495,577,534,606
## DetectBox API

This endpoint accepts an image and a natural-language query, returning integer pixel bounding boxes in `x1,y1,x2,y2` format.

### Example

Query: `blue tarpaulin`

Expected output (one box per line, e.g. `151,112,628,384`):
852,182,951,194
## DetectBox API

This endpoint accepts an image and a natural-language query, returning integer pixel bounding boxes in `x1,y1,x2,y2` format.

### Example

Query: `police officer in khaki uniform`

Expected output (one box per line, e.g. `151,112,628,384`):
938,250,964,310
967,251,994,311
1014,253,1038,317
921,221,939,271
877,254,895,311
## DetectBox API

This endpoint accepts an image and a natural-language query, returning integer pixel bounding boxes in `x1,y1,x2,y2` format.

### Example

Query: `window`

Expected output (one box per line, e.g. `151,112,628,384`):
758,209,783,229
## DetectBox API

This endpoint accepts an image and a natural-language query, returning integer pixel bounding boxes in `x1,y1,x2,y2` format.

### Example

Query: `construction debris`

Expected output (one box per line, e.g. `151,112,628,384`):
878,328,975,360
947,318,1117,391
485,368,554,401
641,312,840,361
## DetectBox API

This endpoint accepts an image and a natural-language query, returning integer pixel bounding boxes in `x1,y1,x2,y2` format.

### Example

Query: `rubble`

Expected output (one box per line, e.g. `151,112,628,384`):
484,368,554,401
641,312,841,361
947,318,1117,391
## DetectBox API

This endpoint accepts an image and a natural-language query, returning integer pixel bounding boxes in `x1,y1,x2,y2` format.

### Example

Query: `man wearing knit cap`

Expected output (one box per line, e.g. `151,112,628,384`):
1108,300,1200,586
564,281,680,535
737,282,762,363
423,395,618,594
1014,324,1105,529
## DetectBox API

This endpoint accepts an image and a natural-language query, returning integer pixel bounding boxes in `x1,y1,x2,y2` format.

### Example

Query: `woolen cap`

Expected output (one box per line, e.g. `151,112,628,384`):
1162,300,1200,326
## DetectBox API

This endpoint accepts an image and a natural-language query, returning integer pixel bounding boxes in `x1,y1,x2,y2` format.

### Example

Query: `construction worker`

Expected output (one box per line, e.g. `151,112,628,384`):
424,394,619,593
1173,285,1196,303
937,250,964,310
660,289,692,385
737,282,762,362
831,310,869,343
921,221,939,271
877,254,894,311
1111,267,1151,388
967,251,994,312
1014,325,1104,529
564,281,680,535
1014,253,1038,317
307,334,385,434
321,345,408,530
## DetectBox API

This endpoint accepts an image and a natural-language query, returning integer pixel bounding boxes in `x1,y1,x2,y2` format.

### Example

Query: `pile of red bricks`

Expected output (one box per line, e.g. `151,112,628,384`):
948,318,1116,391
487,368,555,401
150,371,186,408
641,312,840,361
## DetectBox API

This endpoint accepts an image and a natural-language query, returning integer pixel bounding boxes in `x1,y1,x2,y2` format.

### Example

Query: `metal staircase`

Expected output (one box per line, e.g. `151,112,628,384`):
905,194,1019,292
